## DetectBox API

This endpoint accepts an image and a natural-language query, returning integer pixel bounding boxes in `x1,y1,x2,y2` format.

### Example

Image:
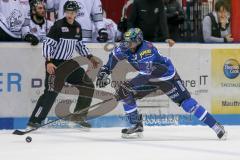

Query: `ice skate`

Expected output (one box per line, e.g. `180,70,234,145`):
68,112,92,128
69,114,92,131
212,123,227,140
75,118,92,128
121,115,143,139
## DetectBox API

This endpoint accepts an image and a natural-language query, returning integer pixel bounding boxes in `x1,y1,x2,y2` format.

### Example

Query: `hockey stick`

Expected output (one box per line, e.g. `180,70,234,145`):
12,97,114,135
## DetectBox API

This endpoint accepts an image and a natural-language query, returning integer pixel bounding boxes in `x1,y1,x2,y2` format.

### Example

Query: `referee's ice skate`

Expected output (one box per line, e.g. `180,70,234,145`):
69,114,92,129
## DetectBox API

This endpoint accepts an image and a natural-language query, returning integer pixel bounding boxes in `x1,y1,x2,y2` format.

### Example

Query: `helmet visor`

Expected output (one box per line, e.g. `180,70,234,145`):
120,40,138,51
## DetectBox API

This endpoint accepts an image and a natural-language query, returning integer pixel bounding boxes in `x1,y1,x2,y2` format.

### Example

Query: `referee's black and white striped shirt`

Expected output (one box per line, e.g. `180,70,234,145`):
43,18,91,60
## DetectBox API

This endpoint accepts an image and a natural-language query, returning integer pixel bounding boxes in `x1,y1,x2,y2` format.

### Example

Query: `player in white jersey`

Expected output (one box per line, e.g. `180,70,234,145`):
52,0,108,42
0,0,30,41
22,0,53,45
92,11,122,42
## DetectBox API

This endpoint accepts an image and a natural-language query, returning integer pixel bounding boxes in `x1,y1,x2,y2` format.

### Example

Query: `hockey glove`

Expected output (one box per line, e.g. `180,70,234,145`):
117,17,128,33
97,28,108,43
96,66,111,88
24,34,39,46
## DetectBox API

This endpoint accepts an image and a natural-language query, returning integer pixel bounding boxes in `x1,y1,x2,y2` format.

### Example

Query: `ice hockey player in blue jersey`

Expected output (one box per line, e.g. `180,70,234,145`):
96,28,227,139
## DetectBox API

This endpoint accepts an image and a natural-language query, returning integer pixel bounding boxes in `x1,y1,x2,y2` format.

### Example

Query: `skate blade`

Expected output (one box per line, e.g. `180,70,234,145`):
219,131,228,141
78,127,91,132
121,132,143,139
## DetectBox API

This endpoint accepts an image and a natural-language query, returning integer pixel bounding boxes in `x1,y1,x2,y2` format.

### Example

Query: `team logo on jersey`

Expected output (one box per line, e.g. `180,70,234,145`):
30,28,38,33
76,27,80,34
140,49,152,59
75,27,81,38
61,27,69,32
6,9,23,31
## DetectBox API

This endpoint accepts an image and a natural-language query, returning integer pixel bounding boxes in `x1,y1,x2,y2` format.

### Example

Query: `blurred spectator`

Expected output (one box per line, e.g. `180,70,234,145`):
39,0,57,21
22,0,53,45
164,0,184,42
0,0,30,41
128,0,167,41
118,0,134,33
29,0,55,21
128,0,175,46
51,0,108,42
92,11,122,42
202,0,233,43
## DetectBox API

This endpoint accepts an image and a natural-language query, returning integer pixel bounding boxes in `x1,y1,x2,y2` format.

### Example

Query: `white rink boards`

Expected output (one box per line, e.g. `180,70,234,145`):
0,43,240,128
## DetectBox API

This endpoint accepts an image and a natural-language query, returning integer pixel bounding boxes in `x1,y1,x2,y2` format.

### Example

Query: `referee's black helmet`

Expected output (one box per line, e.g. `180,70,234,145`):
64,1,80,12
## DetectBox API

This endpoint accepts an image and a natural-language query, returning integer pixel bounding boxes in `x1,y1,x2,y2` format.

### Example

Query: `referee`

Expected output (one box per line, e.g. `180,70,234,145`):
27,1,99,129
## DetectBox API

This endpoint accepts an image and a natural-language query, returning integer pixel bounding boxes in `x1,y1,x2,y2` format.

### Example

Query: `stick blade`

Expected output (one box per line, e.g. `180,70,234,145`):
12,130,27,135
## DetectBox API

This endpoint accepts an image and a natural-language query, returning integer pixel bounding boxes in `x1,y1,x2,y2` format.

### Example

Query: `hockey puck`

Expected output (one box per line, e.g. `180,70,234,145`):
25,136,32,143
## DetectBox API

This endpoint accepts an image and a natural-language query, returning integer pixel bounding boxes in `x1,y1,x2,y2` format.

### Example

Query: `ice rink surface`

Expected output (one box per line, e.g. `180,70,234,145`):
0,126,240,160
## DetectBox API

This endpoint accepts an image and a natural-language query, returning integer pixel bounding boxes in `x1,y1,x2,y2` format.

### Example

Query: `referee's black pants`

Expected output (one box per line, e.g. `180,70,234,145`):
28,59,95,125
